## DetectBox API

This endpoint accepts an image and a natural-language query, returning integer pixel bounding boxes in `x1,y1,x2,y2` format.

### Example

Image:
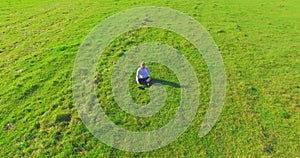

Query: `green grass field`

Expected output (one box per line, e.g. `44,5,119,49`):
0,0,299,157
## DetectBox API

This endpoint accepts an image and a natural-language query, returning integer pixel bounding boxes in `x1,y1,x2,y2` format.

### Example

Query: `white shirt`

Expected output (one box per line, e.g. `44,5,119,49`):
136,66,150,82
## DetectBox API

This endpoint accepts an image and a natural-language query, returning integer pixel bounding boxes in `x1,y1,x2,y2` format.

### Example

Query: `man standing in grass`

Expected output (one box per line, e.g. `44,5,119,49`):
136,61,151,87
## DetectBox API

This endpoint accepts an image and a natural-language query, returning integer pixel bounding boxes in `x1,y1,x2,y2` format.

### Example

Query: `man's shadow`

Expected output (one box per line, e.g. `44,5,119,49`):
151,78,181,88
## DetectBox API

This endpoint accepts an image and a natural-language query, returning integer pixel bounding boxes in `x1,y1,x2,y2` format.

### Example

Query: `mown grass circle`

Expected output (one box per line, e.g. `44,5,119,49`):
72,6,226,152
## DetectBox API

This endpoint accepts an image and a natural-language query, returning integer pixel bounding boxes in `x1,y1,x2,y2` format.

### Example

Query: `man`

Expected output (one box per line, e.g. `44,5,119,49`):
136,61,151,86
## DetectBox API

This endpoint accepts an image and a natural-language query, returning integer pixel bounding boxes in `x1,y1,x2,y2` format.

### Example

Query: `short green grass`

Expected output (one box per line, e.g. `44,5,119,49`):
0,0,299,157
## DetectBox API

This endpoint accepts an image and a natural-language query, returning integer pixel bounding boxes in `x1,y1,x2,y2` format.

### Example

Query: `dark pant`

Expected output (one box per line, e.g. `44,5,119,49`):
138,77,149,84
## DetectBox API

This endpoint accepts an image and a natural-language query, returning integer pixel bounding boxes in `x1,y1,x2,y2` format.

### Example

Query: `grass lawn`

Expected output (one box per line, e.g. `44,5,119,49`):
0,0,299,157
